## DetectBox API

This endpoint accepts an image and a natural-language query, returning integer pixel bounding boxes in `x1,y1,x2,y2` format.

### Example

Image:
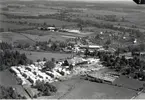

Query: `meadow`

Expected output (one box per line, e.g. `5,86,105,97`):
38,77,138,99
0,32,35,44
18,50,72,62
63,80,137,99
0,21,35,31
0,70,30,98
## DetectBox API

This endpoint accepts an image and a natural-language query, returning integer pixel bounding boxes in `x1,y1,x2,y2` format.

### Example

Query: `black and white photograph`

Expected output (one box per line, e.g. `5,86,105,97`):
0,0,145,99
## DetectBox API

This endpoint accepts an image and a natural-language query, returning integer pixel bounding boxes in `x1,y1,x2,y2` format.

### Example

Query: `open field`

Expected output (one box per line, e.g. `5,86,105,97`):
0,21,35,31
135,93,145,99
20,33,68,42
0,18,77,27
83,9,128,16
20,29,87,37
18,50,72,62
0,32,35,44
38,76,138,99
63,80,137,99
3,7,58,16
113,75,145,90
0,14,77,28
18,30,85,42
0,70,30,98
0,70,18,86
0,31,81,45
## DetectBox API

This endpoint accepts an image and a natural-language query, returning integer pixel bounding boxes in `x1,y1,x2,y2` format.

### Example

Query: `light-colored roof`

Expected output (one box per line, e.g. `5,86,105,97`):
79,45,102,49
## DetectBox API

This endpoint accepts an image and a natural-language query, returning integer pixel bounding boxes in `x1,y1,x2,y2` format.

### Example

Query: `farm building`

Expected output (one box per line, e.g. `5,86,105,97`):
60,29,81,34
38,26,57,31
87,71,119,83
79,45,103,49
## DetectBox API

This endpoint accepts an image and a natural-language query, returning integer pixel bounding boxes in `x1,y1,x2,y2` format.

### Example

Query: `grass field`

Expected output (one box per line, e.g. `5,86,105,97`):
0,70,30,98
0,32,35,44
38,76,138,99
135,93,145,99
0,31,82,46
0,14,77,27
6,7,58,16
20,29,85,37
83,9,128,16
19,31,85,42
113,75,145,90
0,70,18,86
18,50,72,62
63,80,137,99
0,21,35,31
21,33,67,42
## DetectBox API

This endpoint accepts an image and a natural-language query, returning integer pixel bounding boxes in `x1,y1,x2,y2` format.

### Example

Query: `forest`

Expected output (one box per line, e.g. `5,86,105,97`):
0,42,32,71
0,86,26,99
87,50,145,81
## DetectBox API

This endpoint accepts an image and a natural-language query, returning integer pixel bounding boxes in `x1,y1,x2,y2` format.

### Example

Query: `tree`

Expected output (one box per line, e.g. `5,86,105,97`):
44,61,55,71
105,39,111,46
69,64,73,71
84,48,90,57
43,22,47,26
37,59,41,62
51,43,57,51
62,60,69,66
51,58,55,63
77,23,83,31
0,50,32,71
43,57,47,61
34,81,57,96
0,86,26,99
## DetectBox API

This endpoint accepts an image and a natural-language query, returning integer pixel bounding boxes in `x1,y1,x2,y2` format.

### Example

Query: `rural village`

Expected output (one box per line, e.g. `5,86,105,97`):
1,0,145,99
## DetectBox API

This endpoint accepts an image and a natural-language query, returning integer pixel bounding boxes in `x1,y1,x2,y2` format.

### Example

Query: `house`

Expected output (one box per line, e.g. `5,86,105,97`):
87,58,100,64
10,67,20,74
46,71,55,78
28,76,36,85
61,69,70,75
42,73,52,80
52,70,62,78
16,73,27,85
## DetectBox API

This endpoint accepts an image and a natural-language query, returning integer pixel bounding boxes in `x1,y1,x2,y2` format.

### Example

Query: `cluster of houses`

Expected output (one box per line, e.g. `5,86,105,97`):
10,55,119,86
10,60,72,86
9,56,104,85
72,44,116,54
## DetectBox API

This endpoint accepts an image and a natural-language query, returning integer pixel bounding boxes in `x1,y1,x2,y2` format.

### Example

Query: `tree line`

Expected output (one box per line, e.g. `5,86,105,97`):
33,81,57,97
0,50,33,71
0,42,12,50
86,50,145,81
0,86,26,99
15,40,75,53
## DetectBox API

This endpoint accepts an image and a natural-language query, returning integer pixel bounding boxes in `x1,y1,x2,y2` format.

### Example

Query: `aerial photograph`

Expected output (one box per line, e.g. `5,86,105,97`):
0,0,145,99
